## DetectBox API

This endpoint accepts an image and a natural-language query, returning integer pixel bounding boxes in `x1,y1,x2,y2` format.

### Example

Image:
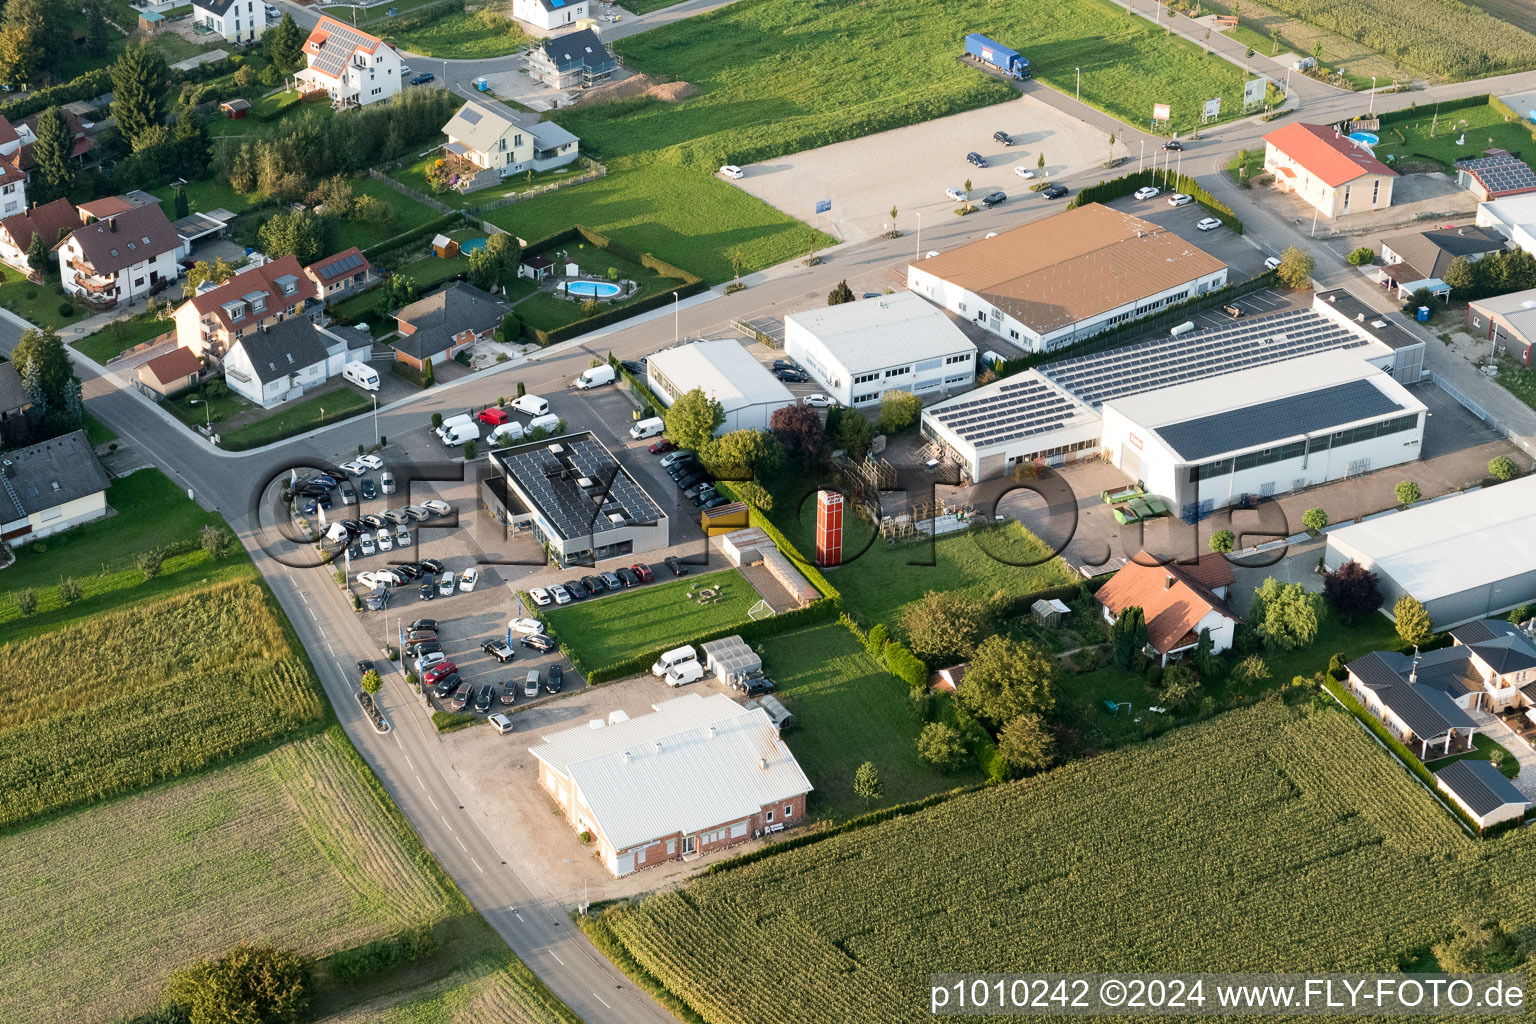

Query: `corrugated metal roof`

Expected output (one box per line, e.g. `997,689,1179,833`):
784,291,976,374
1434,759,1527,817
648,339,793,412
1152,379,1405,461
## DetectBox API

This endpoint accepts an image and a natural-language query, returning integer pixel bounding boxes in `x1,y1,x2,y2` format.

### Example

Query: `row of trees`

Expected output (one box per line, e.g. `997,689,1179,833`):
1443,249,1536,302
2,326,84,448
0,0,110,86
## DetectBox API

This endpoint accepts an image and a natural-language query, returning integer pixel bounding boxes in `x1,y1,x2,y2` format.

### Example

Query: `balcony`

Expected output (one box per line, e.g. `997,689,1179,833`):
72,272,116,296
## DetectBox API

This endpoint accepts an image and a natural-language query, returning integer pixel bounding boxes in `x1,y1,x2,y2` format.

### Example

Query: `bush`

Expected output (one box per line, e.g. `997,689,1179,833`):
58,301,74,317
58,576,82,603
136,548,164,581
1395,480,1422,506
916,722,969,772
165,943,310,1024
14,587,37,616
1346,247,1375,266
1301,507,1328,534
1489,455,1520,482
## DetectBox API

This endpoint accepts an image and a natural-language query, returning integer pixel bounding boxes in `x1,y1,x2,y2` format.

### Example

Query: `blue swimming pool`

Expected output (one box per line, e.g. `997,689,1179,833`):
566,280,622,298
1348,131,1379,146
459,237,487,253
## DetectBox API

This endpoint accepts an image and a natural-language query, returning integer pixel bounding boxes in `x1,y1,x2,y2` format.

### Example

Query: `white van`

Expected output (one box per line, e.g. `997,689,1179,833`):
435,413,473,442
439,420,481,447
665,660,704,687
511,394,549,417
981,350,1006,370
527,413,559,435
342,361,379,392
1169,321,1196,338
574,364,616,390
629,416,665,440
651,644,698,678
487,422,525,446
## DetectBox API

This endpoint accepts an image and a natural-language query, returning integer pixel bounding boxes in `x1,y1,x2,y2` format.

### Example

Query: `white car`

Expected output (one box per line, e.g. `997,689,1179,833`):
459,568,479,592
529,587,553,607
358,454,384,471
356,571,383,589
1133,186,1161,200
490,712,514,734
804,394,833,408
924,250,939,259
375,528,393,552
1167,193,1193,207
1264,255,1282,271
945,187,968,203
422,500,452,516
1196,217,1223,232
719,164,744,179
509,617,544,635
1013,166,1036,179
551,584,572,605
394,524,410,548
339,459,367,477
359,534,376,556
984,231,998,238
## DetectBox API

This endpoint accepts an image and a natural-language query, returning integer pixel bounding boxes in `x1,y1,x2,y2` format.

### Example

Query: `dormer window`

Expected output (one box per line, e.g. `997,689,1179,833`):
230,308,244,321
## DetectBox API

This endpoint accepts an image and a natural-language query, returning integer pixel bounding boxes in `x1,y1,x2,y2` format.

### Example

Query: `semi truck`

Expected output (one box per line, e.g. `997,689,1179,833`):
964,34,1031,79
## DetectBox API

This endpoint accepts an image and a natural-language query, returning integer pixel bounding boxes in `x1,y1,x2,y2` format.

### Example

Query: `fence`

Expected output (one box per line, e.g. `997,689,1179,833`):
467,160,606,213
1429,370,1536,461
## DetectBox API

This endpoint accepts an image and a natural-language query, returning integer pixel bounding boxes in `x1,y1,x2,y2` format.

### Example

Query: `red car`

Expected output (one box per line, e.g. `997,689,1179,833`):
630,563,654,583
647,439,676,455
423,660,458,685
477,408,510,426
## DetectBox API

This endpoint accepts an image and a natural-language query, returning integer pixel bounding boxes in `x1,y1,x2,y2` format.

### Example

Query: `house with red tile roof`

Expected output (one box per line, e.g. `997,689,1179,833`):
304,247,374,303
1262,122,1397,219
294,16,403,109
172,254,310,365
136,345,202,398
1095,551,1239,665
0,198,78,273
57,202,181,309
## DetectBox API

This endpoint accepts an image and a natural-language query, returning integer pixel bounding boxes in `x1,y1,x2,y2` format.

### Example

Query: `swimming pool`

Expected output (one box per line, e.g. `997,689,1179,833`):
565,280,622,298
459,237,487,253
1348,131,1379,146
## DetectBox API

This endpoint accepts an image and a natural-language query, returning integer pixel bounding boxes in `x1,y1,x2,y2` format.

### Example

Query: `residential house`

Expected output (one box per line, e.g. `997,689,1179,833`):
0,198,78,274
1262,122,1396,219
529,693,813,876
1375,224,1505,300
526,28,616,90
12,109,94,182
511,0,589,31
295,17,403,109
440,100,581,189
389,281,512,371
1434,759,1529,831
0,362,30,444
0,430,111,545
1345,648,1483,760
58,202,181,309
222,317,370,408
304,247,374,304
77,196,137,222
192,0,266,44
1467,287,1536,365
136,346,202,399
1095,552,1239,665
173,255,310,365
1456,151,1536,203
0,159,25,221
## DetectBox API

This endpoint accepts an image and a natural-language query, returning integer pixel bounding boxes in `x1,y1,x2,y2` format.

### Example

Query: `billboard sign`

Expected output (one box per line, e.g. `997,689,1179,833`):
1243,76,1267,107
1203,97,1222,120
1152,103,1171,121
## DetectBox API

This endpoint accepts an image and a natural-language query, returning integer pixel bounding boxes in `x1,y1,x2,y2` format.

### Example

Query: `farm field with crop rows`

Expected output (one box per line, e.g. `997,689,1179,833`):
588,698,1536,1023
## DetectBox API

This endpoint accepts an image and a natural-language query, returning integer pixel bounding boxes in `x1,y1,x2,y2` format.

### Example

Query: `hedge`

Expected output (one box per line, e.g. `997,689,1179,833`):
1069,167,1242,234
710,480,841,604
326,924,438,982
616,362,665,417
1,67,112,121
362,210,467,263
882,639,927,692
1379,94,1498,127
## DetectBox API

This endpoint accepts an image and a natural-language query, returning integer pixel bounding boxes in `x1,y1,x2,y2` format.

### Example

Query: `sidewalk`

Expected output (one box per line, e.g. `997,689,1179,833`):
1462,708,1536,800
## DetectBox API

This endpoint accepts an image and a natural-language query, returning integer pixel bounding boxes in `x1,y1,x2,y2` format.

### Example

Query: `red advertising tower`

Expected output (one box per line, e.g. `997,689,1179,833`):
815,489,844,567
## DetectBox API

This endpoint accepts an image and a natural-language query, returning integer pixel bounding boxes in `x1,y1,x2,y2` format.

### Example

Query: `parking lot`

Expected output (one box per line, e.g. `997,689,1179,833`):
733,94,1127,244
1099,190,1273,280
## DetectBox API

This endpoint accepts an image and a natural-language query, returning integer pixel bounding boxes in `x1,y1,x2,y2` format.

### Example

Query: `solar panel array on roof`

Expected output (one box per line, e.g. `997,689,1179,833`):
926,373,1081,446
1460,154,1536,195
501,437,662,542
1153,379,1405,461
317,251,364,280
1039,308,1370,409
461,109,483,125
308,21,377,78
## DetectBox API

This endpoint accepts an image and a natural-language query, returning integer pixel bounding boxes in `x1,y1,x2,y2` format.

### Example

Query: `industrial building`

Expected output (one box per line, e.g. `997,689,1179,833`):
905,204,1228,353
486,431,669,567
1325,475,1536,628
920,292,1424,503
1467,287,1536,364
1476,193,1536,255
646,340,795,433
782,291,977,407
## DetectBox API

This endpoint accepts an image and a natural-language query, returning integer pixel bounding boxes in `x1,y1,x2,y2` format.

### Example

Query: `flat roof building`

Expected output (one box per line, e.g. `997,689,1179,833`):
645,340,795,433
905,203,1228,353
1467,287,1536,365
782,291,977,407
1325,475,1536,628
489,431,668,567
1476,193,1536,256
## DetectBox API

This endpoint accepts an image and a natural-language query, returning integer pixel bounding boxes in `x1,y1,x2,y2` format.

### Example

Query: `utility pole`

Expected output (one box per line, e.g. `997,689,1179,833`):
672,291,679,345
1075,67,1080,103
915,210,922,260
1369,76,1377,117
371,394,379,445
1138,139,1144,173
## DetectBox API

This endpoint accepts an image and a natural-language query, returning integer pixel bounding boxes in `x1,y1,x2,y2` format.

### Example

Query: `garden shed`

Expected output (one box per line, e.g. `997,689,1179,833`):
1031,597,1070,627
220,99,250,120
432,234,459,259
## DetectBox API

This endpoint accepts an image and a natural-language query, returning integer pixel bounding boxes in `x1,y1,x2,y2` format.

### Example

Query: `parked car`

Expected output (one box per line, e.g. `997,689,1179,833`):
1014,166,1036,179
684,481,714,501
422,499,453,516
347,543,363,561
459,568,479,592
359,534,377,556
418,583,435,601
307,474,339,490
481,639,516,663
509,617,544,635
415,650,446,673
375,528,393,552
360,478,378,500
520,632,556,652
1264,255,1282,271
667,459,698,479
551,584,572,605
1133,186,1161,200
981,191,1007,207
404,629,437,644
993,130,1013,146
1041,183,1069,200
424,661,458,685
621,359,645,376
381,508,410,524
664,555,688,576
433,672,462,699
500,685,517,706
394,524,410,548
772,358,799,371
580,575,604,597
473,684,495,714
648,439,676,454
380,471,396,495
631,563,654,584
451,683,472,710
701,495,732,511
1163,139,1184,151
599,572,622,591
357,454,383,471
675,471,707,491
734,677,776,698
775,368,809,382
410,72,435,85
436,572,454,598
1167,193,1193,207
409,618,439,632
561,580,586,601
363,588,389,611
477,407,510,426
1196,217,1223,232
966,151,986,167
338,483,358,507
944,187,968,203
403,505,432,522
544,665,564,693
391,564,423,581
719,164,744,179
615,566,639,587
490,712,515,734
803,394,833,408
1223,304,1245,319
361,514,387,529
529,587,553,607
524,669,541,698
660,449,694,469
690,488,719,507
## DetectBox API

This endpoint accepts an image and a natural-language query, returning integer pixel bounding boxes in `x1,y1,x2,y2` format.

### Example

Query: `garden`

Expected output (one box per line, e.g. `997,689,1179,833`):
0,263,81,332
513,241,680,335
1373,98,1536,173
70,306,174,364
393,152,594,210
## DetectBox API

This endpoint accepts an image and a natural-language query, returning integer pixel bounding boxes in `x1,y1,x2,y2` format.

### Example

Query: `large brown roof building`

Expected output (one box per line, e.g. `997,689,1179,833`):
905,203,1228,353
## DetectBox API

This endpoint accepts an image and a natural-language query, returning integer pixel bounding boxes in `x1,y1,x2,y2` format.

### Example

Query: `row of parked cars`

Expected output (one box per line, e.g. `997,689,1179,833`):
407,618,564,734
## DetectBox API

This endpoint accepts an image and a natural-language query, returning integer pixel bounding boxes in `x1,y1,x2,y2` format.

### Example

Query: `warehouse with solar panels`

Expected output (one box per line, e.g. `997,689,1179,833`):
487,432,669,566
921,292,1426,519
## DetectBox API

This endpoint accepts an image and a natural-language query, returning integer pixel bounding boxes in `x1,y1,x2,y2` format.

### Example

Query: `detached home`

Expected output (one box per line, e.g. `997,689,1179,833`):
136,346,202,399
304,247,374,304
389,281,512,370
440,100,581,188
1262,122,1396,219
174,255,312,366
511,0,589,31
1095,551,1239,665
192,0,266,44
58,202,181,309
0,198,78,274
0,430,111,545
222,317,369,408
526,28,616,90
295,17,402,109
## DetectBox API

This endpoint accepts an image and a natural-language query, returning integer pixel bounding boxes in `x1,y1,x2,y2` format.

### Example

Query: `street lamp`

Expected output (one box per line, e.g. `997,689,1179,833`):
1075,67,1080,103
371,393,379,445
915,210,922,260
1369,76,1377,116
672,291,679,345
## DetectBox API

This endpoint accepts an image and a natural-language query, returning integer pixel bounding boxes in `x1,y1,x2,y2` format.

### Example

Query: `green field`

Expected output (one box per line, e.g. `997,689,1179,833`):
1376,102,1536,172
318,950,583,1023
589,698,1536,1023
385,9,528,58
210,93,334,138
151,174,261,220
542,570,759,672
341,177,446,252
0,263,81,331
514,243,683,333
218,388,374,451
760,624,977,821
70,308,175,363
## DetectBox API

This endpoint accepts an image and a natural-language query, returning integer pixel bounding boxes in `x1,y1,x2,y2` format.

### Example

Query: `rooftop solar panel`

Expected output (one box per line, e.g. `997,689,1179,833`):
498,435,663,541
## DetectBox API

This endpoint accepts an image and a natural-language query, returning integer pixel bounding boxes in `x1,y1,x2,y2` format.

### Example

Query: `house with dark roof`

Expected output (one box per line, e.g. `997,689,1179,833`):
0,430,110,545
13,109,93,181
57,202,181,309
390,281,512,371
526,28,616,90
222,317,369,408
136,346,202,399
193,0,265,44
0,198,78,274
295,16,403,108
1376,224,1505,299
304,247,374,303
173,254,310,365
512,0,590,31
1095,551,1239,665
1262,122,1397,219
1434,759,1528,830
0,360,30,424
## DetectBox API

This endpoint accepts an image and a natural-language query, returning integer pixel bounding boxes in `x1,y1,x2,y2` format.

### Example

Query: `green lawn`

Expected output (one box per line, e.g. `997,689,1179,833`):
1426,731,1522,779
392,152,594,210
339,177,443,252
1226,147,1265,184
151,176,260,220
622,0,691,11
513,244,679,332
165,384,253,429
329,231,482,327
209,95,333,138
760,624,978,821
81,412,117,447
385,9,528,58
1376,102,1536,172
218,388,374,451
543,570,758,672
0,265,81,331
1497,356,1536,414
70,310,175,364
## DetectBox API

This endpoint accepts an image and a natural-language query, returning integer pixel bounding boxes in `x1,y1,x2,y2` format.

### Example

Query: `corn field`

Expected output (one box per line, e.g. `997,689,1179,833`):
595,700,1536,1024
1258,0,1536,78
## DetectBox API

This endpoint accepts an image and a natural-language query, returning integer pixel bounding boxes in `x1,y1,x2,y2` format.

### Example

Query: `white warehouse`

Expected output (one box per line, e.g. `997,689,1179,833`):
906,203,1228,354
646,339,795,433
782,291,977,408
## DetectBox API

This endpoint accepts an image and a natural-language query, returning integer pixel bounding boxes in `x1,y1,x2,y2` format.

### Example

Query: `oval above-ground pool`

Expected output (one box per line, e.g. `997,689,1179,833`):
458,237,487,253
565,280,623,298
1347,131,1379,146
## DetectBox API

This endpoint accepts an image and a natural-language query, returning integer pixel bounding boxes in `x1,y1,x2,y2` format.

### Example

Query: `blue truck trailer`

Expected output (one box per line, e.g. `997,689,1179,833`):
964,33,1031,79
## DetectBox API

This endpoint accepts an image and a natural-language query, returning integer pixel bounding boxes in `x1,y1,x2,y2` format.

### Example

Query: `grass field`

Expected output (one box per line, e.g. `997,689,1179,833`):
1464,0,1536,34
341,177,445,252
318,949,583,1023
165,383,254,429
760,624,977,821
151,175,261,220
514,244,682,332
209,94,334,139
543,570,758,672
1205,0,1416,88
386,9,528,58
589,697,1536,1023
391,152,591,210
70,308,174,363
1497,356,1536,415
0,264,80,330
218,388,374,451
1376,103,1536,172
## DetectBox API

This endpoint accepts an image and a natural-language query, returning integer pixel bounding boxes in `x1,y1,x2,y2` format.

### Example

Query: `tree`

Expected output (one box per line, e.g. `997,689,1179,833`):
736,480,773,510
1192,627,1222,680
1432,915,1524,972
24,231,50,276
1159,663,1201,710
1322,559,1382,624
0,27,32,90
13,326,80,431
1489,455,1520,482
201,525,232,559
1275,246,1315,289
1269,26,1280,54
877,389,921,434
1235,654,1269,683
1395,480,1421,506
112,43,171,147
1301,507,1328,534
14,586,36,616
173,186,190,220
309,174,355,218
137,549,164,581
900,590,992,664
266,13,305,70
257,210,325,264
729,247,744,284
360,669,382,694
30,106,76,203
958,634,1055,730
166,943,310,1024
58,576,81,603
1250,577,1323,652
853,761,883,806
664,387,725,452
183,257,237,298
770,403,823,460
381,273,420,312
0,0,43,83
701,428,785,481
997,713,1055,776
826,279,855,306
1346,246,1375,266
1209,529,1235,553
465,233,519,293
917,722,969,772
834,407,873,460
1394,594,1433,648
1110,605,1147,670
85,1,111,59
1037,151,1045,168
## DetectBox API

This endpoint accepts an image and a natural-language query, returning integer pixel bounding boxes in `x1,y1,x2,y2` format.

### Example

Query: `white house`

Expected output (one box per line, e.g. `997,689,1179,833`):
512,0,589,32
0,198,76,274
1435,759,1529,831
440,100,581,185
0,430,111,546
1477,193,1536,256
783,291,977,408
1094,552,1238,665
222,318,370,408
1261,122,1397,220
58,202,181,309
192,0,265,44
295,17,402,109
645,339,795,433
